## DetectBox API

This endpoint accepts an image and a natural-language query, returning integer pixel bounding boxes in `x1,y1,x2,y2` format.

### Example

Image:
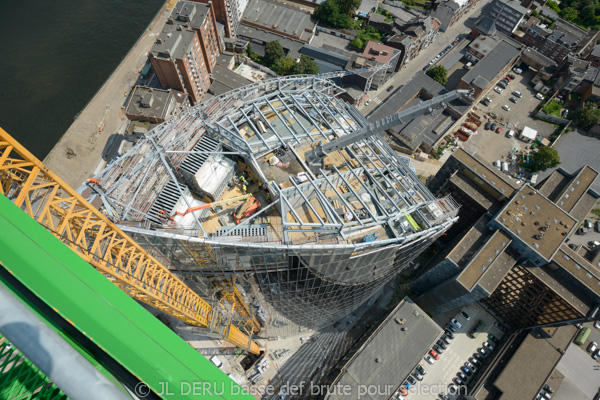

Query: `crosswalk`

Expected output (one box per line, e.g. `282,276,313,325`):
372,98,382,105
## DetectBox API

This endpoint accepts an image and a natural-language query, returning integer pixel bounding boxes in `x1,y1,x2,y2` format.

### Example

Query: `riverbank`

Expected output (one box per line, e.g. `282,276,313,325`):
44,1,171,188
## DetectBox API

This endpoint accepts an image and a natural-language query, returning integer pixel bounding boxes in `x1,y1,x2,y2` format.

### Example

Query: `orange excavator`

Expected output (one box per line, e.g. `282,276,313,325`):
172,194,252,219
233,197,261,224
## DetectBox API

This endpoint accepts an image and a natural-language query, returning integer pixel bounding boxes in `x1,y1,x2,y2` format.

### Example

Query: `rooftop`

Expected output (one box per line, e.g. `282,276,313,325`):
237,23,304,60
87,77,459,250
150,25,197,61
326,298,442,400
169,1,212,31
462,39,521,88
493,326,577,400
362,41,399,64
124,86,182,121
552,165,598,213
209,55,254,95
553,245,600,297
468,34,501,58
242,0,315,42
494,185,576,261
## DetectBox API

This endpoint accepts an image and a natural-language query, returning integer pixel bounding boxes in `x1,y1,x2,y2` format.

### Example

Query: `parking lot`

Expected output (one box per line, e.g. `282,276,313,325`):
404,303,506,399
461,70,556,167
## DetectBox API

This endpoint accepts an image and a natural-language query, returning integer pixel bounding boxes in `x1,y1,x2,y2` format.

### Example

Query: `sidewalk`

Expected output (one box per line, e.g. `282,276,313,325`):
44,2,170,189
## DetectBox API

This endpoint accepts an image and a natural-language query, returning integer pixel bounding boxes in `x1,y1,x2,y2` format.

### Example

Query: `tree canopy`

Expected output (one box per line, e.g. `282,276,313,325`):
532,147,561,172
546,0,600,28
572,102,600,129
426,65,448,86
264,41,284,66
313,0,354,28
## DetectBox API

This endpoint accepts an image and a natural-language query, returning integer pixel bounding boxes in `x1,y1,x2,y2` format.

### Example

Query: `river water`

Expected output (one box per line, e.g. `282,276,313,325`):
0,0,164,159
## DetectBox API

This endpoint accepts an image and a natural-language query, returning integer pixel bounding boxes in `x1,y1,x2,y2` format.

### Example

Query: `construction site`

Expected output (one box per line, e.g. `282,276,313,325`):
0,73,468,399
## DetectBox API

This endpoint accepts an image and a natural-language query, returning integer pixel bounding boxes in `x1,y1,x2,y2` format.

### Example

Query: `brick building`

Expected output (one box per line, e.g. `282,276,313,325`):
191,0,248,38
518,18,600,64
169,1,221,73
149,25,210,103
489,0,528,36
387,16,441,68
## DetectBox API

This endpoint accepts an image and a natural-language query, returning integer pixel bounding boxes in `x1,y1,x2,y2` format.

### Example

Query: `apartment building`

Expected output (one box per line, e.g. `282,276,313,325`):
192,0,248,38
432,0,479,31
489,0,528,35
149,25,210,103
387,16,441,67
169,1,221,73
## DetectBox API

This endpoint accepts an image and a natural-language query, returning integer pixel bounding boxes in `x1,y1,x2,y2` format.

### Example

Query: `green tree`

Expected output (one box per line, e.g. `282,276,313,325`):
547,0,561,12
313,0,353,28
426,65,448,86
294,55,320,75
272,57,296,75
531,9,540,18
264,41,284,66
338,0,362,14
572,102,600,129
532,147,561,172
560,7,579,21
349,37,364,50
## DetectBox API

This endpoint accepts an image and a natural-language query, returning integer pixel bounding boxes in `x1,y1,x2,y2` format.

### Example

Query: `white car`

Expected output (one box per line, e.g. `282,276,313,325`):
451,318,463,329
513,67,523,74
502,105,510,111
595,320,600,329
424,354,435,364
535,93,544,100
364,100,371,106
494,87,503,94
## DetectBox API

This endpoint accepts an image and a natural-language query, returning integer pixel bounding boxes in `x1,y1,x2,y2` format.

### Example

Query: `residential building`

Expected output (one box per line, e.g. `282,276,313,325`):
585,44,600,68
518,18,600,64
169,1,221,73
415,149,600,330
242,0,316,43
557,55,590,92
237,23,304,60
208,54,253,95
520,47,558,81
191,0,248,38
458,38,522,99
489,0,529,36
125,86,189,123
299,44,349,73
572,65,600,104
368,13,395,35
322,298,442,400
368,72,471,153
149,25,211,103
362,41,402,72
387,16,440,67
432,0,479,31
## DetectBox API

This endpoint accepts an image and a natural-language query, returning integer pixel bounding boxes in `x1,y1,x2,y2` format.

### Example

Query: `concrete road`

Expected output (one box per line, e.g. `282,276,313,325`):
359,0,493,115
409,303,505,399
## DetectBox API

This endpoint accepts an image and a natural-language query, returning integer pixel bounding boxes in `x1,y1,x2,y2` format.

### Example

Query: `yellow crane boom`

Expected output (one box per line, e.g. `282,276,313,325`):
0,127,260,354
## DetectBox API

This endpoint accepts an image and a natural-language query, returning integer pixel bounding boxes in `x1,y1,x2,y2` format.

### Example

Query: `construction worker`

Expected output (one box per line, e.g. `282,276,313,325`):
266,192,271,201
266,218,271,226
258,180,263,188
242,184,247,193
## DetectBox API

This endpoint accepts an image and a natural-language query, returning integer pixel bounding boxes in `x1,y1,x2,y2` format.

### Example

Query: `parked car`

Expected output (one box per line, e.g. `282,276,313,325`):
508,74,516,80
595,320,600,329
483,341,495,351
498,81,508,89
461,311,471,320
445,329,455,339
412,370,424,381
425,354,435,364
453,377,463,386
512,90,522,98
469,357,481,367
474,353,484,363
438,394,449,400
446,324,457,333
451,318,463,329
494,322,507,332
513,67,523,74
596,220,600,232
491,123,497,131
429,349,440,360
416,364,427,376
488,333,499,343
465,361,476,372
593,349,600,360
482,99,491,106
442,335,452,345
478,347,489,357
437,340,448,350
505,75,513,81
364,100,371,106
458,371,467,380
387,85,394,92
461,366,472,376
502,105,510,111
589,341,598,353
485,121,491,130
510,97,518,103
494,87,503,94
535,93,544,100
496,127,502,133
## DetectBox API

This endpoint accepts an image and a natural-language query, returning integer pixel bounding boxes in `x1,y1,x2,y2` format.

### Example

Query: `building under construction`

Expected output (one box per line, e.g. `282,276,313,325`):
83,75,461,335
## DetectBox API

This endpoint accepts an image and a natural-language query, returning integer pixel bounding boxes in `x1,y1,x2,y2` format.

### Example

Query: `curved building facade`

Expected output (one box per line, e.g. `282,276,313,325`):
85,76,458,335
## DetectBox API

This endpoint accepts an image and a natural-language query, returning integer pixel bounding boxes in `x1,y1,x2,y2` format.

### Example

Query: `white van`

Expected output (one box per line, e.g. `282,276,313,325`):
502,162,509,173
507,130,515,138
535,93,544,100
495,160,502,169
210,356,223,369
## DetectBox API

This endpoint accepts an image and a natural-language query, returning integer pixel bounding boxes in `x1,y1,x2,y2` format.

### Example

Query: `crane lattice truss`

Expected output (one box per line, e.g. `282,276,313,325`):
0,127,260,354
